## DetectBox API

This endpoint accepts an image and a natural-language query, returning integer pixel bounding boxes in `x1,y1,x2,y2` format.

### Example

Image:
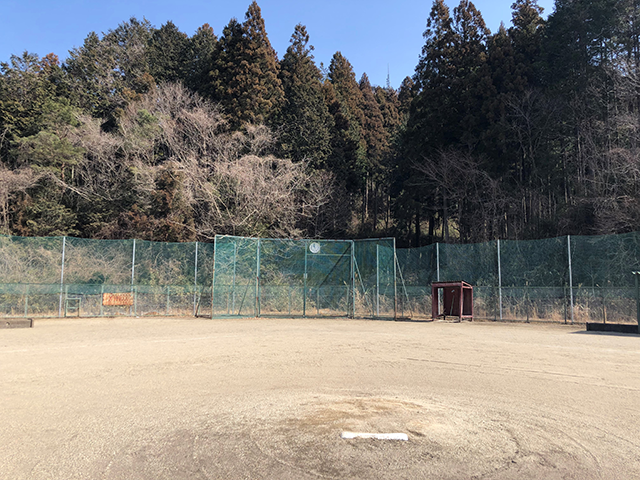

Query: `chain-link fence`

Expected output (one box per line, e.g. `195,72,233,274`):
1,232,639,323
0,236,213,318
397,234,640,324
211,236,397,318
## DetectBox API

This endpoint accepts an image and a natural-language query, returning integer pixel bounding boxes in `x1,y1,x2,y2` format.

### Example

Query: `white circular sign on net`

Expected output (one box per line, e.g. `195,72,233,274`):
309,242,321,254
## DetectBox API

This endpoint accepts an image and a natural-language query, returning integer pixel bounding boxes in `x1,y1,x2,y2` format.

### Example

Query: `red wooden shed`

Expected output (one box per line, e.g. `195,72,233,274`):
431,281,473,321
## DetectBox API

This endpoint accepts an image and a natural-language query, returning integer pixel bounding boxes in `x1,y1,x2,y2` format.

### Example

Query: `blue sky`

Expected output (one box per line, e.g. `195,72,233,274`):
1,0,554,89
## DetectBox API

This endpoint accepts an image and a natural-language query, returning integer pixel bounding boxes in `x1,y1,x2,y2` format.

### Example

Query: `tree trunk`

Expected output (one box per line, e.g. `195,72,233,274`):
443,192,449,243
372,182,378,233
414,202,421,247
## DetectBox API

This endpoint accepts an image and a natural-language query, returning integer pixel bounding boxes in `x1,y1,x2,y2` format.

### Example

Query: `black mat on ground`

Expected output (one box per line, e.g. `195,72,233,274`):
586,323,638,334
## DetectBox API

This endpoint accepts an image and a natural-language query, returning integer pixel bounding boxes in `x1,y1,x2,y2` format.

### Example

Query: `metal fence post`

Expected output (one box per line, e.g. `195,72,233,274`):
351,240,356,318
58,236,66,318
632,271,640,329
393,238,398,320
193,241,198,316
303,241,308,317
376,243,380,317
131,239,136,286
232,242,237,314
436,242,442,319
130,239,136,317
635,272,639,327
256,238,261,317
211,236,218,319
568,235,574,324
497,239,503,321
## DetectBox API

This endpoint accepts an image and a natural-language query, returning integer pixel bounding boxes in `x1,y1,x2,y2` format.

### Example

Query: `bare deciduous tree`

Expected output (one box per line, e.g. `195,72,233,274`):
0,166,40,232
64,82,339,239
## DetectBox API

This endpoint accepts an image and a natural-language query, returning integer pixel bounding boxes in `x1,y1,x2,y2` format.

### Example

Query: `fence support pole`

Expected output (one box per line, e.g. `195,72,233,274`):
634,272,640,329
232,242,237,314
497,239,503,321
376,244,380,317
131,239,136,286
130,239,136,317
58,236,66,318
256,238,261,317
568,235,574,324
211,236,217,319
193,242,198,316
351,240,356,318
436,242,442,318
393,238,398,320
303,241,308,317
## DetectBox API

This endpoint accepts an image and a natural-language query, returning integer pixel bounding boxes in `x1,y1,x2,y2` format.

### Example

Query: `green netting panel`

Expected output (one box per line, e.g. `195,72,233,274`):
0,236,215,318
353,239,396,317
133,240,196,286
212,236,356,317
395,244,437,318
569,233,640,323
212,236,259,316
396,244,438,286
0,283,59,317
439,241,498,286
498,237,568,321
0,235,63,284
473,286,499,320
500,237,567,287
194,241,214,317
258,238,304,316
64,237,133,285
572,286,636,324
287,239,352,316
3,231,640,323
570,232,640,288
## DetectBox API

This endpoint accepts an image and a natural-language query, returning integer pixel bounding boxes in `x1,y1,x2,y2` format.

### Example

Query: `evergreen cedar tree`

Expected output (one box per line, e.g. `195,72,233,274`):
278,24,333,168
3,0,640,243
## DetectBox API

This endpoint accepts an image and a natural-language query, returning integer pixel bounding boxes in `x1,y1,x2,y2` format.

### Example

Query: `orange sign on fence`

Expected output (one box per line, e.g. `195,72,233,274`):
102,293,134,306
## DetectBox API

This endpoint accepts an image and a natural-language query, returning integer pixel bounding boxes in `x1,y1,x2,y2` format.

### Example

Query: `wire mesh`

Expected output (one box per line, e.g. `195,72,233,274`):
1,232,640,323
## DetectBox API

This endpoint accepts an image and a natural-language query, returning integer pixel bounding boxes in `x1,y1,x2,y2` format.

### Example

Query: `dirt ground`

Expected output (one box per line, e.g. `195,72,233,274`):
1,317,639,479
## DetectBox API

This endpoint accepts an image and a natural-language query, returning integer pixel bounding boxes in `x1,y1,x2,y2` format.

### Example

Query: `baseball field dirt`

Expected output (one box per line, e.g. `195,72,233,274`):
1,317,639,479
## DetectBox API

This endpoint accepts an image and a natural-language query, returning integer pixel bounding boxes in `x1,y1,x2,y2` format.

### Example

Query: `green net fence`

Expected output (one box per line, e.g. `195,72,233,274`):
0,236,213,318
1,232,640,323
398,234,640,324
211,236,396,318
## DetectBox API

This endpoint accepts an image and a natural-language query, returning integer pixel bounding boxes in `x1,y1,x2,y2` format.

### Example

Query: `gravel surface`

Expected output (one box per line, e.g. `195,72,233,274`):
1,317,639,479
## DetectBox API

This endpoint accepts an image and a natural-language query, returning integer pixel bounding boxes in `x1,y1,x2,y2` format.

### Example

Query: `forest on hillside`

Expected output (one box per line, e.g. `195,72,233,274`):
1,0,640,246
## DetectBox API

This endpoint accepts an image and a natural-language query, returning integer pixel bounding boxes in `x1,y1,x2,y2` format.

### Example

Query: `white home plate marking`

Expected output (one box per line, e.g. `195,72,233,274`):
341,432,409,441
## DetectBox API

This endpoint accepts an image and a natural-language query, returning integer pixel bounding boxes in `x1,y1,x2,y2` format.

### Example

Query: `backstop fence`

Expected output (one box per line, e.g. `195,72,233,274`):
1,232,639,323
211,236,396,318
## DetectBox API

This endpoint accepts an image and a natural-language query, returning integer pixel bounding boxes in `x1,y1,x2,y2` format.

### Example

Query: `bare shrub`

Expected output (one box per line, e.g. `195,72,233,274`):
0,166,41,233
65,82,339,239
